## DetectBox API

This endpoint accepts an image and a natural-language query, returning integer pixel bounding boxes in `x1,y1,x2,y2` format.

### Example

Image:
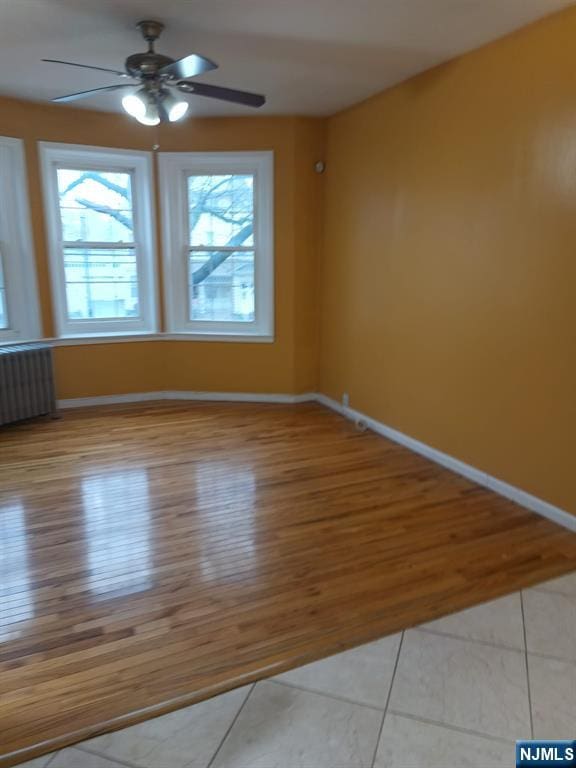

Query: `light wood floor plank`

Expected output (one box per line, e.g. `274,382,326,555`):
0,401,575,765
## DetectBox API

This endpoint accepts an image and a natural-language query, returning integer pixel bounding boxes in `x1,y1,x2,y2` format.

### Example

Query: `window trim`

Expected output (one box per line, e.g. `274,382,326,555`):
39,142,158,338
0,136,41,343
159,151,274,340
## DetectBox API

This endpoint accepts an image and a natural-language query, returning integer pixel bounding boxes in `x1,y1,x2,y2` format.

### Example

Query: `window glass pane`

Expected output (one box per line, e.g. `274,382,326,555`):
57,169,134,243
64,248,139,320
188,175,254,247
189,250,254,322
0,254,7,329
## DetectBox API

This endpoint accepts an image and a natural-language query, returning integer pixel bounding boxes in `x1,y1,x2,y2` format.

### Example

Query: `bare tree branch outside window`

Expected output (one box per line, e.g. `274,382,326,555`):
60,172,254,285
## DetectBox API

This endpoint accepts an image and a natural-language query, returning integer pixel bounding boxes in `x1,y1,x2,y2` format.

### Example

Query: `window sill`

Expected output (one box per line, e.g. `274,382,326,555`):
2,332,275,348
163,332,274,344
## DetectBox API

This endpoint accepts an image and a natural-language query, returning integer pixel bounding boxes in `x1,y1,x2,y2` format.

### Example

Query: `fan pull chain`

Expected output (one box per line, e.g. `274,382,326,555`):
152,122,161,153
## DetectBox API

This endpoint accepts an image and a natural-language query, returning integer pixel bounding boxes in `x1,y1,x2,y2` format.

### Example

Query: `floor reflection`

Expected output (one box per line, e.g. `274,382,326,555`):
81,469,152,599
194,462,257,584
0,500,34,641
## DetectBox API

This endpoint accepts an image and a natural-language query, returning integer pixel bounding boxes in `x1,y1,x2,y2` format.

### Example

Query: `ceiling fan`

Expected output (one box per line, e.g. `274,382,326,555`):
44,20,266,125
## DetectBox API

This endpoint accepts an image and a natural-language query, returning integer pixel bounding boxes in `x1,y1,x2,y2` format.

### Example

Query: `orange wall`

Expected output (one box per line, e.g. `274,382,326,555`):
320,6,576,514
293,119,326,393
0,96,324,397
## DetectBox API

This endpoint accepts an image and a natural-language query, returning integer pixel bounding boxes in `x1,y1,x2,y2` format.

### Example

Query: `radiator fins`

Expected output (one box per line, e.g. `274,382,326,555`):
0,344,57,425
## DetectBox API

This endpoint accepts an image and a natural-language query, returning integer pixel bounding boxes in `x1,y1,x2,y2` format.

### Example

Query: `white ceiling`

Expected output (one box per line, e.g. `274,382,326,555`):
0,0,573,117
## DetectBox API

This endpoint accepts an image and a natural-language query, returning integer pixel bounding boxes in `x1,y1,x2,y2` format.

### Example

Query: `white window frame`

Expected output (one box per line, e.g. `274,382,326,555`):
0,136,41,343
39,142,157,338
159,151,274,341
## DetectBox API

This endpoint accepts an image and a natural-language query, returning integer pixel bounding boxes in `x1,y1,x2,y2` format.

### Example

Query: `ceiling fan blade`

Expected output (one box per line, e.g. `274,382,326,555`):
159,53,218,80
52,85,133,103
178,81,265,108
43,59,128,77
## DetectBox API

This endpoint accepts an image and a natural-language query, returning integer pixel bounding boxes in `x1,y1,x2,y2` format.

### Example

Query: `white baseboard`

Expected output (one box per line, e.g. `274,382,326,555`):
56,388,575,533
58,392,162,409
316,394,576,533
163,391,315,404
57,391,316,409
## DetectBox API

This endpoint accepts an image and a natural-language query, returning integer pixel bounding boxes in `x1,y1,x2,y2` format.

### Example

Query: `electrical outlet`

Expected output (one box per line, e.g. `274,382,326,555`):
342,393,350,408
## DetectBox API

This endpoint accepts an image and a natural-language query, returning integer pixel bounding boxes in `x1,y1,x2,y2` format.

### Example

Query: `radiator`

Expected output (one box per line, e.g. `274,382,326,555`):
0,343,57,426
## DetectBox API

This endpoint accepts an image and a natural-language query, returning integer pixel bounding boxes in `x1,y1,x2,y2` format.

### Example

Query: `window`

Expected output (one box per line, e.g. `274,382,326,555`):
39,143,157,337
159,151,274,340
0,137,40,343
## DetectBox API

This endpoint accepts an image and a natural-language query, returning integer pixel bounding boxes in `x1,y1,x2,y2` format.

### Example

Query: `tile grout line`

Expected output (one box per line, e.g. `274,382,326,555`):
414,625,525,654
416,625,525,654
369,630,405,768
530,583,576,598
43,751,59,768
387,709,515,746
269,678,386,712
205,683,256,768
527,648,576,664
520,590,535,740
73,743,146,768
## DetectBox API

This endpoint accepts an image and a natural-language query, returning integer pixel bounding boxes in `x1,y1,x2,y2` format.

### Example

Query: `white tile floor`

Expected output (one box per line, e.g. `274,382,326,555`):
19,572,576,768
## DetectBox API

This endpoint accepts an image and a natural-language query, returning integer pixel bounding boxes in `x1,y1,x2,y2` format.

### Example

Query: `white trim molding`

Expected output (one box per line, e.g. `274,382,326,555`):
0,333,275,348
43,332,275,347
57,391,315,409
315,393,576,533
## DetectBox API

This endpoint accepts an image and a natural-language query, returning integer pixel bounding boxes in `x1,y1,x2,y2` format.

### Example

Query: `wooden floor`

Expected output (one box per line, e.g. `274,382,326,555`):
1,402,575,766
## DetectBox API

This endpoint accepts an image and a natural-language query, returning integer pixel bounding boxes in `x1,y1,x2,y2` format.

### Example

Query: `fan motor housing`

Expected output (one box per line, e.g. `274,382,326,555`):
125,52,175,79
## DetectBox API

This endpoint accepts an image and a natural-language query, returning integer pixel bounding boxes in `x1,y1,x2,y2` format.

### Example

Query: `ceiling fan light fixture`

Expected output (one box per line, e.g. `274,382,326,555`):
137,98,161,126
136,109,161,126
122,88,161,126
121,92,146,120
168,99,189,122
162,89,189,122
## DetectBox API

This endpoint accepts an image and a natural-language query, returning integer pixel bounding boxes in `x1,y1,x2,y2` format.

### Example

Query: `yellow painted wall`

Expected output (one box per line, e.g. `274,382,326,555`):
320,7,576,514
293,119,326,393
0,96,324,397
